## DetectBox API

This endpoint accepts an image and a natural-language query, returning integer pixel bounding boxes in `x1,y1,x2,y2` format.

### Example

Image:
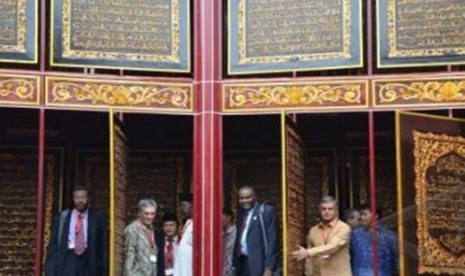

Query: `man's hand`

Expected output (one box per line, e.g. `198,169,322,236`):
263,268,273,276
291,245,309,261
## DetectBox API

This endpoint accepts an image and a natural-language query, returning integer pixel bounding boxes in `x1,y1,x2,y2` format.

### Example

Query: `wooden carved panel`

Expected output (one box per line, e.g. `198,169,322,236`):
413,131,465,275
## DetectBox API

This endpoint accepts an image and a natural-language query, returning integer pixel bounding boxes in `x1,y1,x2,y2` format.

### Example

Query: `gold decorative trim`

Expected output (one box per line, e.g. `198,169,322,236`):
59,0,180,63
0,0,27,53
374,78,465,107
386,0,465,59
46,77,193,112
42,156,56,266
413,131,465,275
223,81,368,112
237,0,352,64
0,74,40,105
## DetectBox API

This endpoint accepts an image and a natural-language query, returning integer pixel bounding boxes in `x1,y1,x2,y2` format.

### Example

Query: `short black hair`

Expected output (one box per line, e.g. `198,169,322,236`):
223,208,233,217
162,211,178,224
359,203,382,219
343,209,359,221
73,185,90,196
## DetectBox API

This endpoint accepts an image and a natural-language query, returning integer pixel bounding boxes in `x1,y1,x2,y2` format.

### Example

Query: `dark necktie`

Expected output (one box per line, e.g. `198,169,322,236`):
74,213,85,255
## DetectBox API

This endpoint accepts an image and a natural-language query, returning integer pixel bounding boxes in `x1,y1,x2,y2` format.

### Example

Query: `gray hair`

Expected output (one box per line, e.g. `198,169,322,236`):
320,196,338,206
138,199,157,212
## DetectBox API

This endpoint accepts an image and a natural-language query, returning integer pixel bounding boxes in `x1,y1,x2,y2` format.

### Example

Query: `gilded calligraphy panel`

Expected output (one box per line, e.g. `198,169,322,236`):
222,80,368,112
0,73,39,106
0,0,37,63
284,117,305,275
378,0,465,67
228,0,362,74
373,77,465,108
45,76,193,112
51,0,190,72
413,131,465,274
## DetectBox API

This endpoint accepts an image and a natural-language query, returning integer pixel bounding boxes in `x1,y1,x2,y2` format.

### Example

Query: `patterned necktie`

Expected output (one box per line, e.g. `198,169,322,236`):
166,238,174,268
74,213,85,255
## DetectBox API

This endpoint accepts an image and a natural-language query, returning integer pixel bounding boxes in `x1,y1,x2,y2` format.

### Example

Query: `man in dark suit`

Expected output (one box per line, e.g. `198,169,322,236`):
156,211,179,276
45,186,108,276
234,186,279,276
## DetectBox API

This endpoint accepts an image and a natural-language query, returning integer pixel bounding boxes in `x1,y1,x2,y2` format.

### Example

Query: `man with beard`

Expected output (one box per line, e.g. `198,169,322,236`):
45,186,107,276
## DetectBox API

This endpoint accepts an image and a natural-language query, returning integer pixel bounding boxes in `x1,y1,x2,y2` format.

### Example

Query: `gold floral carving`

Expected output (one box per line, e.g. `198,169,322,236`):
0,0,27,53
0,77,37,104
47,79,192,110
225,84,364,110
413,131,465,275
377,80,465,105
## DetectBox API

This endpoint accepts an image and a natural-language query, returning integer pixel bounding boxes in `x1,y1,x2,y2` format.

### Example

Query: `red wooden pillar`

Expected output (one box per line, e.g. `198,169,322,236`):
192,0,223,275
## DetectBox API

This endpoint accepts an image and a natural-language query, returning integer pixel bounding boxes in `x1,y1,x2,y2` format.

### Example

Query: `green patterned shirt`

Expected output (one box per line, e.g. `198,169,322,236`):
124,221,158,276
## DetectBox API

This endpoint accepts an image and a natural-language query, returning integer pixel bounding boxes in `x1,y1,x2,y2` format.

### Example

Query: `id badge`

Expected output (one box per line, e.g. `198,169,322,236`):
165,268,174,275
150,255,157,263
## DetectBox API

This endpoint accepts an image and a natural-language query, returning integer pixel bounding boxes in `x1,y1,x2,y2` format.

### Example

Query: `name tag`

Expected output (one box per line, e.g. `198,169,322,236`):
165,268,174,275
150,255,157,263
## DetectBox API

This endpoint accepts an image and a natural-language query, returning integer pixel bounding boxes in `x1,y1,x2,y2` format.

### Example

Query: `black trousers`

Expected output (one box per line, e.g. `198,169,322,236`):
63,250,88,276
237,255,250,276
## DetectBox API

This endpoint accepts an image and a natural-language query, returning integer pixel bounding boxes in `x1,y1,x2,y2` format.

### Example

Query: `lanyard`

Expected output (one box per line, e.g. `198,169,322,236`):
322,219,338,244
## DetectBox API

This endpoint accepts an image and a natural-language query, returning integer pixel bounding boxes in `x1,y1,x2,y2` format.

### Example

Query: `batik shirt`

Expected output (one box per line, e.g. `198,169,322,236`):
124,221,158,276
223,224,237,276
350,225,398,276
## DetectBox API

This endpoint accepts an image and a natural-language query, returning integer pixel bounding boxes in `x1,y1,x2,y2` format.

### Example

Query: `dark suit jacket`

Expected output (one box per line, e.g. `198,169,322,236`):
44,208,108,276
156,233,179,276
156,233,167,276
234,202,279,276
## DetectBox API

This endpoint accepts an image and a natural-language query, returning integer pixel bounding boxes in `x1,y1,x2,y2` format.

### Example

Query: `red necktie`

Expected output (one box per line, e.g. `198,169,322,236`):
74,213,85,255
165,239,174,268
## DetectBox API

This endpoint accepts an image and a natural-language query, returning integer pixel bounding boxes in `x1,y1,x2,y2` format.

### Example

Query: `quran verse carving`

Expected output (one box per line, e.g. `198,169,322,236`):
413,131,465,275
60,0,180,62
387,0,465,58
239,0,351,64
0,0,26,52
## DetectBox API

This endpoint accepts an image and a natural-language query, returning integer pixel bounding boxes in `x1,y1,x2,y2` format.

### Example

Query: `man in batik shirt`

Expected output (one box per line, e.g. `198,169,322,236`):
124,199,158,276
350,203,398,276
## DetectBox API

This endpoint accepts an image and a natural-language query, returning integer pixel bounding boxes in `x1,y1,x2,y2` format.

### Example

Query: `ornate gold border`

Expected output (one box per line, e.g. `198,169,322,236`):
413,131,465,275
373,77,465,108
377,0,465,68
50,0,190,72
0,73,40,106
45,76,193,112
0,0,27,53
222,80,369,112
60,0,179,62
228,0,363,74
387,0,465,59
237,0,352,64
